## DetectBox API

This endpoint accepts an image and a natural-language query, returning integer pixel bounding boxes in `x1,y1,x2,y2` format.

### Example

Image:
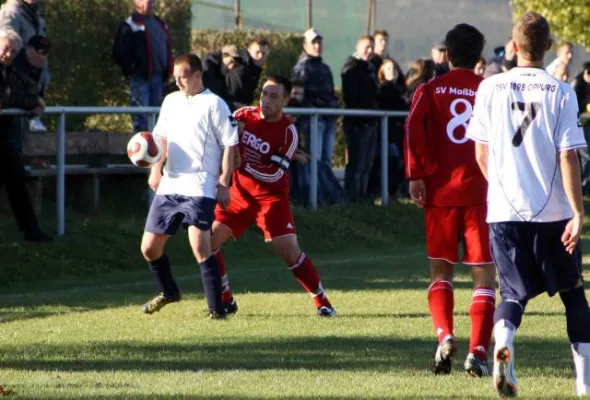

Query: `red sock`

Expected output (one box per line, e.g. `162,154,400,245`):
428,280,454,343
289,253,331,308
214,250,233,304
469,287,496,360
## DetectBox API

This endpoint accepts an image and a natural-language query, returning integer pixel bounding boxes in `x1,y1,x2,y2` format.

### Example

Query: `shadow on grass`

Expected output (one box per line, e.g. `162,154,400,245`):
0,336,576,377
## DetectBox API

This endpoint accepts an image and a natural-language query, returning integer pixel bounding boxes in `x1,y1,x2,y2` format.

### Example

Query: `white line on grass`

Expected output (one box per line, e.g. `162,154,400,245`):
2,252,423,300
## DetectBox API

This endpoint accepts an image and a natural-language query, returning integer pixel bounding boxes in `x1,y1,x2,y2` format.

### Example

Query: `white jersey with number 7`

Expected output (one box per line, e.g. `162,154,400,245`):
466,67,586,223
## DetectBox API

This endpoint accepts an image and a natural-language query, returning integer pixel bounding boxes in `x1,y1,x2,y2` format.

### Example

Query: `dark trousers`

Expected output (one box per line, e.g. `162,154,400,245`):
344,121,378,202
0,120,38,232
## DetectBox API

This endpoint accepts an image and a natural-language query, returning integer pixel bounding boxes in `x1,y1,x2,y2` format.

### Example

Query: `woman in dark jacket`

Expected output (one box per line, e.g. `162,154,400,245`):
404,58,435,106
367,59,408,198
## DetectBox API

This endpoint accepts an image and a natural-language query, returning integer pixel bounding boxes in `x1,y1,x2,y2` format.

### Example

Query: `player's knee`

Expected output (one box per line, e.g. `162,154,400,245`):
141,244,162,262
561,286,590,343
191,241,212,263
473,264,496,288
429,260,454,283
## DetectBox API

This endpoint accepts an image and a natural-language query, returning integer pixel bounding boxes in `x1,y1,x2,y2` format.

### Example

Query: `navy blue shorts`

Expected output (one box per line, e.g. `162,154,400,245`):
490,220,583,302
144,195,216,235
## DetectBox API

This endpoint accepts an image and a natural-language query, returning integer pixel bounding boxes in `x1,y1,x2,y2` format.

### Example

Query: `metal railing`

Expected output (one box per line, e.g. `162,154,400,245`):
9,106,582,237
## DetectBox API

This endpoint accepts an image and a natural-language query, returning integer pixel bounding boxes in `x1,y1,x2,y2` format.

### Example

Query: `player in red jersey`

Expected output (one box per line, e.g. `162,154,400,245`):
404,24,496,377
210,75,336,318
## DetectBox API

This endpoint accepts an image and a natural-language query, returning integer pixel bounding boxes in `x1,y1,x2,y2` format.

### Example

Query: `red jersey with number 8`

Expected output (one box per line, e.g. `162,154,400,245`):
404,69,487,207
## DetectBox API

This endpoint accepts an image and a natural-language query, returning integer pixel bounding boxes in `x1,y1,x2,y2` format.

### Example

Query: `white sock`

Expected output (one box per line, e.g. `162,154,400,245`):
572,343,590,396
494,319,516,348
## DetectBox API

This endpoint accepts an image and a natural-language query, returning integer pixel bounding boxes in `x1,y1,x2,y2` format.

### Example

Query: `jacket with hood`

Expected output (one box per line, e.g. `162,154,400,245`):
113,12,173,81
292,51,338,109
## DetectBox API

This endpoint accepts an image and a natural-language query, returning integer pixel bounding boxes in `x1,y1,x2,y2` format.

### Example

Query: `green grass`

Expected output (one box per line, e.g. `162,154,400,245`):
0,200,589,398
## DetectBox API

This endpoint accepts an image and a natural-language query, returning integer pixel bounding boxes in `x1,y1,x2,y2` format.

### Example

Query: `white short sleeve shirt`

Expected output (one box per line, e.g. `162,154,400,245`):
466,67,586,223
153,89,239,198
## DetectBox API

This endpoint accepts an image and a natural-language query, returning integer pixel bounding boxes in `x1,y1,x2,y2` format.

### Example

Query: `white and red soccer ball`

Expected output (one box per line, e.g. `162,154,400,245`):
127,132,163,168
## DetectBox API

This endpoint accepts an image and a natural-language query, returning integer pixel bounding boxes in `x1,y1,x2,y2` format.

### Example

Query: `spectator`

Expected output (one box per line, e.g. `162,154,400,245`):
0,29,51,242
0,0,48,132
474,56,486,76
113,0,173,132
368,58,408,199
342,35,379,202
234,36,269,107
370,29,406,91
286,81,311,206
551,62,569,82
546,41,574,76
292,28,339,165
431,40,449,76
13,35,49,137
203,44,243,109
404,58,435,105
571,62,590,193
484,41,517,77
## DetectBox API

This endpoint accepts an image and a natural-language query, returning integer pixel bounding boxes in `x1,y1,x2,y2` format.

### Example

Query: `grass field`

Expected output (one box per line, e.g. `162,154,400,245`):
1,199,589,399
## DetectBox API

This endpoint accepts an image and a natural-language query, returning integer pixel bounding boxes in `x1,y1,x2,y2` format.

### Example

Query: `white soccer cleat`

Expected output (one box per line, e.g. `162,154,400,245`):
493,344,517,398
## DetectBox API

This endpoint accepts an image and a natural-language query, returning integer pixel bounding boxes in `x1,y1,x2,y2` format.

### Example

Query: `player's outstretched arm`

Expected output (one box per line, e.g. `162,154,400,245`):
148,138,167,192
474,143,489,181
559,149,584,254
217,144,237,209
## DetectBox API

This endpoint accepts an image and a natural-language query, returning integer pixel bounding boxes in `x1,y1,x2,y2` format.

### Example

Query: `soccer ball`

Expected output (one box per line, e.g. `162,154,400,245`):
127,132,162,168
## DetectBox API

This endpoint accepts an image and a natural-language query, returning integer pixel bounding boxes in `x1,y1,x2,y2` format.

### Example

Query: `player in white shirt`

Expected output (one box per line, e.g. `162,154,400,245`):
467,12,590,398
140,53,239,319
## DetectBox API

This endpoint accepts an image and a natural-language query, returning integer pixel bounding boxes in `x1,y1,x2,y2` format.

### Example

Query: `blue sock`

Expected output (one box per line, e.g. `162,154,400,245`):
560,286,590,343
148,253,180,299
494,299,526,329
200,255,225,314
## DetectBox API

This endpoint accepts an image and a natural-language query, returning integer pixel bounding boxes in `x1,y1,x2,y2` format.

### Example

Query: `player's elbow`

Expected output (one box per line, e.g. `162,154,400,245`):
560,149,579,165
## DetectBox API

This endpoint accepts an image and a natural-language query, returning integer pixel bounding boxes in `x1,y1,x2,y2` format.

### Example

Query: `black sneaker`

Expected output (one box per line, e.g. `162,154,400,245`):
224,299,239,315
464,353,491,377
207,310,227,320
433,335,457,375
142,293,180,314
317,305,337,317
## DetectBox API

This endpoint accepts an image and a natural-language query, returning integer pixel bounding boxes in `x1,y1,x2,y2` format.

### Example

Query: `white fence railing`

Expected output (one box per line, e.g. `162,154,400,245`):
4,106,587,237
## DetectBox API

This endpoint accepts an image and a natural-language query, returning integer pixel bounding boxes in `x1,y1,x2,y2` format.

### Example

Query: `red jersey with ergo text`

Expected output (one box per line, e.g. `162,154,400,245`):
233,106,298,199
404,69,487,206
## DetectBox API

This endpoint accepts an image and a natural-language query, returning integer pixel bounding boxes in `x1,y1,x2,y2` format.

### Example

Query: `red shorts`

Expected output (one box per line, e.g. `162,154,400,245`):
425,206,492,265
214,190,296,242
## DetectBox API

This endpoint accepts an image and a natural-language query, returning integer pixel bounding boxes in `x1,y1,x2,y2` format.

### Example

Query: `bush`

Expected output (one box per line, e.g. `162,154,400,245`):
0,0,192,131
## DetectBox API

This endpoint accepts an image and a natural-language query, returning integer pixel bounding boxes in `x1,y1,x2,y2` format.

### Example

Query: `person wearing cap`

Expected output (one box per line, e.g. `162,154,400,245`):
0,28,52,242
292,28,339,166
431,40,450,77
113,0,173,132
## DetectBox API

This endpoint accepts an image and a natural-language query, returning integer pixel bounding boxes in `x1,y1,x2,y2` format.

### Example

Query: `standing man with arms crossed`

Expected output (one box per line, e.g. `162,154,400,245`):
405,24,496,377
140,53,238,320
210,75,337,318
467,12,590,398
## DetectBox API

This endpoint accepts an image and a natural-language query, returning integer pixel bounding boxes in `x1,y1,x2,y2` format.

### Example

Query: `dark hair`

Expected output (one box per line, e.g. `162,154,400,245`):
250,36,269,47
512,12,551,62
445,23,485,69
266,75,292,96
174,53,203,73
583,61,590,74
373,29,389,39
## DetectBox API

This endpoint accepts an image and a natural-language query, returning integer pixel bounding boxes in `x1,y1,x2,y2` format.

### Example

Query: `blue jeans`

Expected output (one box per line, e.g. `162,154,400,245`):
302,117,336,166
130,74,164,132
